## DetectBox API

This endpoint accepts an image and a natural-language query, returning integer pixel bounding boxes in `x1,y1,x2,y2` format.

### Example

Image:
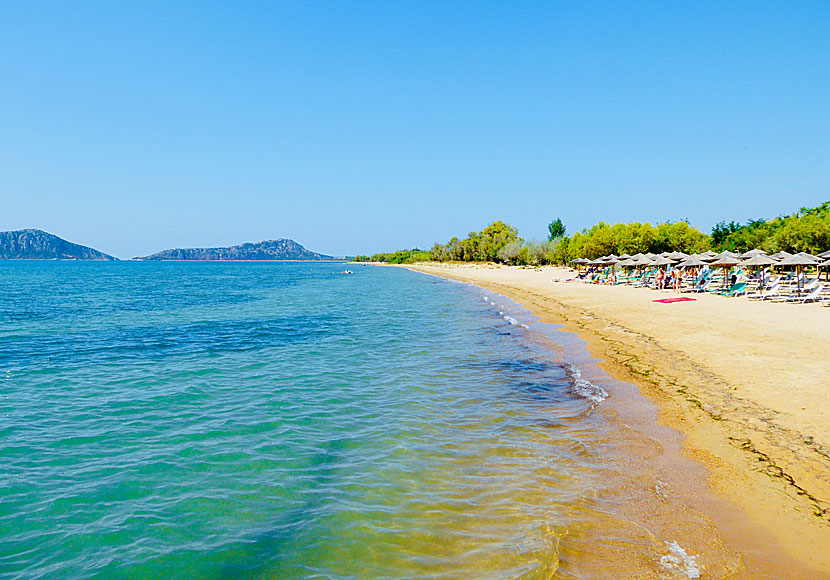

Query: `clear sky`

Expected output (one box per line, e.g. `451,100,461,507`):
1,1,828,259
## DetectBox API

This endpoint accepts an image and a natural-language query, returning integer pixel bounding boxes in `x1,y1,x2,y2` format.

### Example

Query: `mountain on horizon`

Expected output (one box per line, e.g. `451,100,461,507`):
0,229,117,260
137,239,334,261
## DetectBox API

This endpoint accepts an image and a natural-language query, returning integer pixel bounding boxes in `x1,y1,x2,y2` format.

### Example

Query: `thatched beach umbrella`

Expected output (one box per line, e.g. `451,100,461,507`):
603,256,620,280
709,255,740,289
770,250,792,260
740,254,779,290
651,256,676,266
795,251,821,261
677,256,708,268
702,250,718,258
740,255,778,267
713,250,739,260
777,253,818,294
819,258,830,281
667,251,689,260
819,249,830,259
618,253,632,260
616,258,640,283
740,248,766,259
570,258,589,273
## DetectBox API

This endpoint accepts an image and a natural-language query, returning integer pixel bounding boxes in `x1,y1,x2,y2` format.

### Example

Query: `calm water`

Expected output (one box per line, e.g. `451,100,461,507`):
1,262,720,579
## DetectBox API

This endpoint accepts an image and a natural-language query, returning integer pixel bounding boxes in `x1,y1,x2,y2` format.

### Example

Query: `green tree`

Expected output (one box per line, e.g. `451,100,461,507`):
547,218,566,241
479,221,520,262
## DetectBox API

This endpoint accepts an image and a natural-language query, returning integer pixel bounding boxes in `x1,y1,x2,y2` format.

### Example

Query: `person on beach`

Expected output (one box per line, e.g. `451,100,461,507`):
671,268,681,292
656,267,665,290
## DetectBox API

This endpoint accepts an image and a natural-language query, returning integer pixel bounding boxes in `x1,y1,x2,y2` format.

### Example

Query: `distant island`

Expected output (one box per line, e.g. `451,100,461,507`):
0,229,117,260
136,239,334,261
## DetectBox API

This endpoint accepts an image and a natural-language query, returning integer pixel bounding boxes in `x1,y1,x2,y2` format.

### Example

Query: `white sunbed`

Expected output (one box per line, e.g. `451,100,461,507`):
781,285,824,304
747,283,780,301
686,279,711,293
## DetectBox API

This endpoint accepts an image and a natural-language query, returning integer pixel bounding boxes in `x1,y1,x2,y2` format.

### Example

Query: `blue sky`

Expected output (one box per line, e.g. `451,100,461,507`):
1,1,828,258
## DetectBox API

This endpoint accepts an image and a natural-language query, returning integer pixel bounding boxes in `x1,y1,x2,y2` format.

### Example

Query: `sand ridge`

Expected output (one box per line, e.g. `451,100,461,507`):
401,262,830,573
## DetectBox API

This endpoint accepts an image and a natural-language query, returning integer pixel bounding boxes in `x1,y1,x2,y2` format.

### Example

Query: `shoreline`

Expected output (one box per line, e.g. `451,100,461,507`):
399,262,830,576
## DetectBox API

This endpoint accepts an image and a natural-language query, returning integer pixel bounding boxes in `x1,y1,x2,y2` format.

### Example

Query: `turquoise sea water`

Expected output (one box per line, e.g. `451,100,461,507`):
1,262,711,579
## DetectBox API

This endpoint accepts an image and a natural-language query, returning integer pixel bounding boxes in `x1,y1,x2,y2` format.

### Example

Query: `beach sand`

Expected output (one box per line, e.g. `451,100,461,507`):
402,262,830,576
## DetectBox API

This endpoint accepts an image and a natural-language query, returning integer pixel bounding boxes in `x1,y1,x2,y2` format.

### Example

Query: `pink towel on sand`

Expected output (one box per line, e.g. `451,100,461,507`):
653,297,696,303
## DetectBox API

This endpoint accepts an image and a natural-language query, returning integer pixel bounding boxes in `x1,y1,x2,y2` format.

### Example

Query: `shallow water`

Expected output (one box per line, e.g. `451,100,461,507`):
0,261,770,578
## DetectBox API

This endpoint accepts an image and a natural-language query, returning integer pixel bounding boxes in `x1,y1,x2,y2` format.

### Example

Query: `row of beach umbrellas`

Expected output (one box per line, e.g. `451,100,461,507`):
572,248,830,292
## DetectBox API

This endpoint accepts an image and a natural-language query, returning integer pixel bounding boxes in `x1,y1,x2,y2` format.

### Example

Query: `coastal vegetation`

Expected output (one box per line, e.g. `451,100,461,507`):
354,201,829,265
711,201,830,255
352,249,431,264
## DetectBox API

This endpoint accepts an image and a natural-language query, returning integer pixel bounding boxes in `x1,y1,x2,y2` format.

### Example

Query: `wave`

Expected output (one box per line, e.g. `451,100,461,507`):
660,541,702,579
564,364,608,404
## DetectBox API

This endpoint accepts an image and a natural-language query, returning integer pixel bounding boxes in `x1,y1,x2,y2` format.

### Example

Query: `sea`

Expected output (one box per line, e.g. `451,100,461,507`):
0,261,756,579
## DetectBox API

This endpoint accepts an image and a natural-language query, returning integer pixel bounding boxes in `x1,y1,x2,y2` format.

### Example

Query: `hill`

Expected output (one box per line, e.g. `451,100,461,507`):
0,229,117,260
138,239,333,261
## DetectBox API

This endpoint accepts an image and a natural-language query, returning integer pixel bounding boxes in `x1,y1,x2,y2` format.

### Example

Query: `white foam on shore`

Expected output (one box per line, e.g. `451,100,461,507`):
565,364,608,404
660,541,701,579
503,316,518,325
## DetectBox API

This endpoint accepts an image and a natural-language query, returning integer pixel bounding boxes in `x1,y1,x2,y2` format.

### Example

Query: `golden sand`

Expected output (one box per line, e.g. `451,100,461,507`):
402,262,830,577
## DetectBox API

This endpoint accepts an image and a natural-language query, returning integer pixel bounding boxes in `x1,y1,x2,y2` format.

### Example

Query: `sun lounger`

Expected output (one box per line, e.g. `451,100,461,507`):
780,285,824,304
747,283,781,301
685,279,711,293
711,282,747,297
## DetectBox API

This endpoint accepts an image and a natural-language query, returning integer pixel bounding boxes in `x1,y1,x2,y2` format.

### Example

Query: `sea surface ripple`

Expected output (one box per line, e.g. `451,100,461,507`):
1,261,624,579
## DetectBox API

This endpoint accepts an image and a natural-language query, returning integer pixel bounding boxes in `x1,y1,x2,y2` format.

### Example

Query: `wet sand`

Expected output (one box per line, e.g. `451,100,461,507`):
401,262,830,577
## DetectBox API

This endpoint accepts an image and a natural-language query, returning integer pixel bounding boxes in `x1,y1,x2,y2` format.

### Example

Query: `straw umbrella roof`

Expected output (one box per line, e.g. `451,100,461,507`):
819,258,830,267
651,256,675,266
710,255,740,267
777,254,818,266
617,258,636,267
667,251,688,260
795,251,820,261
644,252,656,258
659,251,671,257
819,249,830,259
713,250,739,260
740,255,778,267
571,258,590,263
702,250,718,257
739,248,766,259
677,256,708,268
618,253,632,259
770,250,792,260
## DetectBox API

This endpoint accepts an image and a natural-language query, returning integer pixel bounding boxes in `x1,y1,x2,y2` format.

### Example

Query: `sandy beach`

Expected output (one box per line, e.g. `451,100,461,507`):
403,262,830,574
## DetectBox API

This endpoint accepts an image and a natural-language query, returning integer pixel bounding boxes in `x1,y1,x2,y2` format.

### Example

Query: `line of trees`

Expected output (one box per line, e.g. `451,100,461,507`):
353,201,829,265
711,201,829,255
